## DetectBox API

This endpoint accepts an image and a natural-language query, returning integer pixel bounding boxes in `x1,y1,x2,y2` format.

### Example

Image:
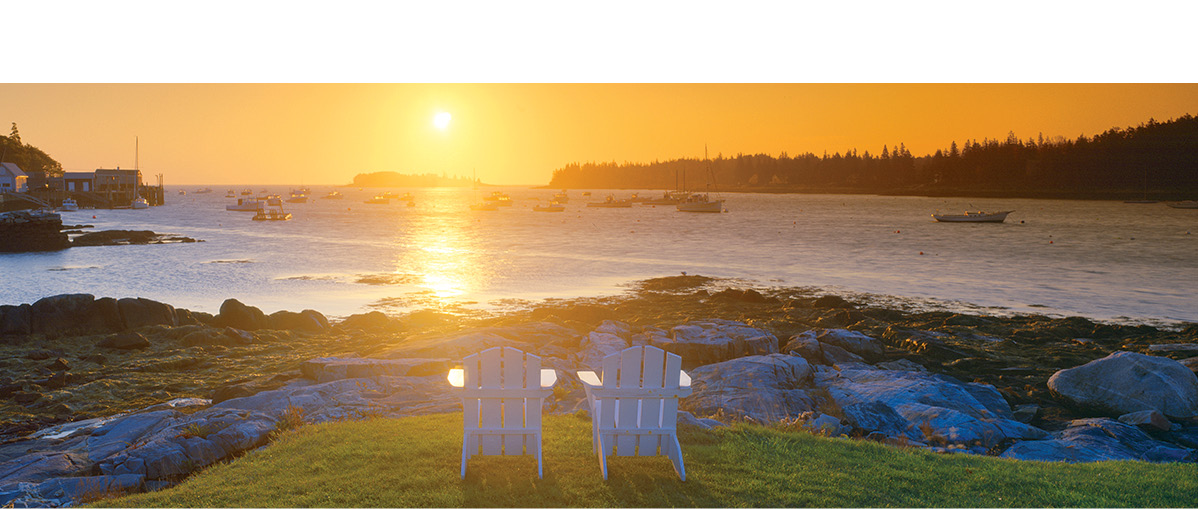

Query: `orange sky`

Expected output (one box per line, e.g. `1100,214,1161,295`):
2,83,1196,186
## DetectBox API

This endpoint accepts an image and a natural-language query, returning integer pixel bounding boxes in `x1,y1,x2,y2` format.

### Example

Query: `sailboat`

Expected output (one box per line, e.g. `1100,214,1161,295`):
1124,167,1157,204
677,146,726,213
131,137,149,209
469,169,497,211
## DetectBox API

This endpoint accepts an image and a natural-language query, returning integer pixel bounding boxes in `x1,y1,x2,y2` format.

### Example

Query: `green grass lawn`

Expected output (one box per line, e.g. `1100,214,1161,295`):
93,412,1197,507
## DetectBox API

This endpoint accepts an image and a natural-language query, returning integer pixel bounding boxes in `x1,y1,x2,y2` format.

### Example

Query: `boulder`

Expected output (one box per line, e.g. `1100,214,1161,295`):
337,311,395,331
814,364,1048,448
1000,418,1194,463
781,334,823,364
819,344,866,365
299,357,452,382
575,331,628,372
1118,409,1172,432
117,297,178,329
1047,351,1198,419
0,304,31,336
267,310,329,333
651,320,779,367
682,354,815,422
174,308,203,326
97,332,151,350
796,328,885,361
216,299,268,331
29,294,122,337
0,451,89,485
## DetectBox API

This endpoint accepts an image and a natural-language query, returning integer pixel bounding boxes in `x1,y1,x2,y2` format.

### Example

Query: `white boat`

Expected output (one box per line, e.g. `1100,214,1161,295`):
60,198,79,211
932,210,1013,223
533,202,565,212
643,190,686,206
226,197,264,211
364,195,390,204
131,196,149,209
1166,200,1198,209
286,190,308,203
676,193,724,213
253,199,292,221
321,191,344,200
587,195,633,208
195,188,213,194
484,191,513,206
225,190,235,198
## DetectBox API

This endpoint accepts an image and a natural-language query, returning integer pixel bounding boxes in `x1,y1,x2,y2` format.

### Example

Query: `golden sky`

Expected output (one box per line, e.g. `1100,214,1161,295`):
2,83,1196,186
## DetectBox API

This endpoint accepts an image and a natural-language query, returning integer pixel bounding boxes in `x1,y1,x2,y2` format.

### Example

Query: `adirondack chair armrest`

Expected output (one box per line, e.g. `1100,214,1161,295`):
541,368,558,388
680,370,692,387
577,370,601,387
447,368,464,387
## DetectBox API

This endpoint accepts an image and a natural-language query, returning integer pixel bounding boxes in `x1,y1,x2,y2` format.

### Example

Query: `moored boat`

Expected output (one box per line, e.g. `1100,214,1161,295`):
533,202,565,212
321,191,344,200
676,193,724,213
253,199,292,221
932,210,1013,223
364,195,390,204
226,197,264,211
553,190,569,203
60,198,79,211
587,195,633,208
131,196,149,209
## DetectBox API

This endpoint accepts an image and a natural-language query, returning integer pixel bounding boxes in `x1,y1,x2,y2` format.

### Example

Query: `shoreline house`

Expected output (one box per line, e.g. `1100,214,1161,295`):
63,171,95,193
0,162,28,194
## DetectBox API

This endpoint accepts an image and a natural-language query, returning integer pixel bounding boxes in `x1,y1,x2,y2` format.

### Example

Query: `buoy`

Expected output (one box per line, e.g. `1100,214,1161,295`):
919,251,924,255
92,215,96,219
896,230,901,233
1049,241,1054,244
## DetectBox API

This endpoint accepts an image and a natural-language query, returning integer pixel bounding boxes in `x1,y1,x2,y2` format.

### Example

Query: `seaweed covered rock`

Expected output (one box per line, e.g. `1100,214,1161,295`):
216,299,268,331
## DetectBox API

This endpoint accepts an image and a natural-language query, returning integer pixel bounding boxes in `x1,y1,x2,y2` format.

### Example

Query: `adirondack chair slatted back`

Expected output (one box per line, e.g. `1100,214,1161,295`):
461,347,542,457
597,345,684,457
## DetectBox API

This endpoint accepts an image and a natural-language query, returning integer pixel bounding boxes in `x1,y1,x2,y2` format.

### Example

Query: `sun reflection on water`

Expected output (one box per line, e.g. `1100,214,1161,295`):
394,191,489,304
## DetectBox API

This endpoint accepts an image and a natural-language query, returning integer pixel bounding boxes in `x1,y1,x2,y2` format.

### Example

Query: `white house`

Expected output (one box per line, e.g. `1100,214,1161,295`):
0,162,28,193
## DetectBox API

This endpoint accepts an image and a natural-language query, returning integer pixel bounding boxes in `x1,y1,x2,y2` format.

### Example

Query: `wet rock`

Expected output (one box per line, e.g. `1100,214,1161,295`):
0,304,31,336
117,297,178,330
210,383,256,404
881,327,970,362
651,319,779,368
48,358,70,371
813,309,868,329
820,344,865,365
29,294,122,337
1148,343,1198,352
781,334,823,364
1047,351,1198,419
267,310,329,333
216,299,269,331
1118,409,1172,432
711,288,773,304
812,295,854,308
97,332,151,350
0,384,21,398
794,328,884,361
174,308,203,326
814,364,1048,448
299,357,452,382
1181,357,1198,373
1000,418,1194,463
0,451,88,485
1012,404,1039,424
682,354,815,422
180,328,228,347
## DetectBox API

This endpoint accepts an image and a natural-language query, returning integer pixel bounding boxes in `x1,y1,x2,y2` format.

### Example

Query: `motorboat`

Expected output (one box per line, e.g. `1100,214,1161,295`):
587,195,633,208
195,188,213,194
226,197,264,211
932,210,1013,223
286,190,308,203
241,189,253,195
226,190,236,198
642,190,686,205
322,191,344,200
178,190,186,195
676,193,724,213
553,191,569,203
582,191,592,197
484,191,513,206
1166,200,1198,209
131,196,150,209
364,195,390,204
400,192,415,202
533,202,565,212
253,199,292,221
60,198,79,211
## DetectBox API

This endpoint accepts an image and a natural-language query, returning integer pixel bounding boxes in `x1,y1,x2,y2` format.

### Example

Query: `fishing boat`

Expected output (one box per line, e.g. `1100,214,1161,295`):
642,190,686,206
677,146,726,213
582,191,592,197
60,198,79,211
253,197,292,221
552,190,569,203
321,191,344,200
533,201,565,212
241,189,253,196
1165,200,1198,209
226,190,236,198
286,190,309,203
364,195,390,204
226,197,264,211
484,191,513,206
131,196,149,209
932,210,1013,223
195,188,213,194
587,195,633,208
676,193,724,213
178,190,186,195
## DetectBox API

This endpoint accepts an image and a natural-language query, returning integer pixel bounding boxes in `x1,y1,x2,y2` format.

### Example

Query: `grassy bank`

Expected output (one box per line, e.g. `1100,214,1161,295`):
93,412,1197,508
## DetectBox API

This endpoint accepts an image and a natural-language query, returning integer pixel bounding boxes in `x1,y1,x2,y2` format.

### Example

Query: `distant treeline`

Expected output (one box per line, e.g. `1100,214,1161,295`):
1,123,63,188
350,171,477,188
548,114,1198,198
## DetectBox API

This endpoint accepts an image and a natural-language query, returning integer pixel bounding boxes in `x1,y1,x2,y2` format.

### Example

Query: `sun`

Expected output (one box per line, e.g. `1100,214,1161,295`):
433,111,451,130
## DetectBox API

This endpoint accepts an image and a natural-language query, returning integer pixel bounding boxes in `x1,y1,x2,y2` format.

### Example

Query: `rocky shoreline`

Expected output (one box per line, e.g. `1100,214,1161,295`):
0,210,200,252
1,277,1196,506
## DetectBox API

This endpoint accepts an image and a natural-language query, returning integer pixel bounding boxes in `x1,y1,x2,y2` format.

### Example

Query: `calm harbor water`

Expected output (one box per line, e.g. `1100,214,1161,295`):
2,187,1196,326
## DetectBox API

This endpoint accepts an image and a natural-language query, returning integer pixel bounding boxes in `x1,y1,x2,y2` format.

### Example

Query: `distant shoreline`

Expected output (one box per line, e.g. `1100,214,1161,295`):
533,184,1196,202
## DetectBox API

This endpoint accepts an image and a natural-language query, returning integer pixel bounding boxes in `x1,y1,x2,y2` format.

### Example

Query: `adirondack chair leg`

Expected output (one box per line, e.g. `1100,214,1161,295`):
667,434,686,481
460,433,470,479
596,434,610,480
536,431,544,479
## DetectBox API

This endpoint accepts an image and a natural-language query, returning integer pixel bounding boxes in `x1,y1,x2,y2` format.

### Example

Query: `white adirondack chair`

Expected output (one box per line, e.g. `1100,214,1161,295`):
577,345,693,480
448,347,557,479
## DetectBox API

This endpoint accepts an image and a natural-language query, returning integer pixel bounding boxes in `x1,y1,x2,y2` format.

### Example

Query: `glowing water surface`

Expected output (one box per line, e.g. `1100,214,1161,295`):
2,187,1195,325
